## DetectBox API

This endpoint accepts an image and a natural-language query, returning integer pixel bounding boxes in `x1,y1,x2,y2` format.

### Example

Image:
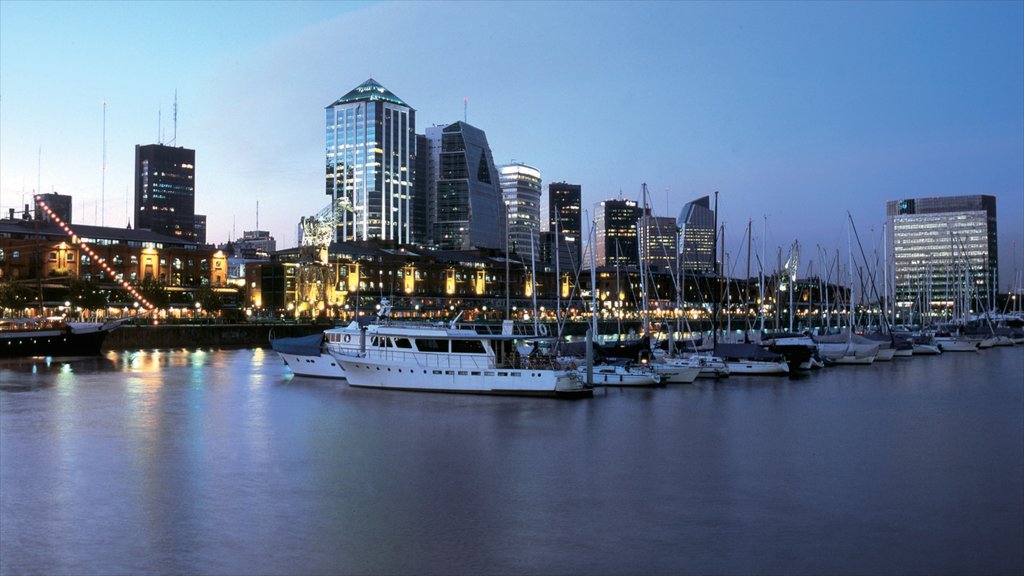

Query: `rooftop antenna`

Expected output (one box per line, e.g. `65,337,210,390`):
157,104,162,144
256,200,260,231
102,100,107,226
172,89,178,146
463,97,468,123
37,145,41,202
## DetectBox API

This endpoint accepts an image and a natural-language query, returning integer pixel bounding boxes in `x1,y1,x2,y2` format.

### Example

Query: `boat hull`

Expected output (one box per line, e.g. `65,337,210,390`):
0,326,111,359
277,352,346,379
726,360,789,375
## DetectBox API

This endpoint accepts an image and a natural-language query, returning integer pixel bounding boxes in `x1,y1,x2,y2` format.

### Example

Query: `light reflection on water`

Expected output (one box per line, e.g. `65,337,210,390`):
0,347,1022,575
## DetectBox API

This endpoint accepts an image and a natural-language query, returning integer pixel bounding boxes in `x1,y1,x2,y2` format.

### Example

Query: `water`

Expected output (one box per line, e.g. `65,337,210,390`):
1,347,1022,575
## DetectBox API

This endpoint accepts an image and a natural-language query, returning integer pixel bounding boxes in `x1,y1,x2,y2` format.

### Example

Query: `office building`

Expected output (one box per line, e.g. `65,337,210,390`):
434,121,505,251
325,78,415,244
500,163,542,257
638,215,679,273
549,182,582,271
35,192,72,224
887,194,998,312
135,144,203,242
678,196,716,274
594,199,641,268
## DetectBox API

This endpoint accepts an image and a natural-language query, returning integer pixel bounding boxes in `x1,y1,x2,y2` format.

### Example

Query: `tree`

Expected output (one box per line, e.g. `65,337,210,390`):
136,278,170,309
68,279,108,312
0,282,36,315
194,284,223,313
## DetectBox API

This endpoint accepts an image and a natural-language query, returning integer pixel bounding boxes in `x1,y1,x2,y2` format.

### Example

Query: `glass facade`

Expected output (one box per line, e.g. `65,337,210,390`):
499,163,542,257
678,195,715,274
549,182,582,270
325,79,415,244
434,122,505,251
887,195,998,313
638,215,679,273
134,144,199,243
595,199,641,268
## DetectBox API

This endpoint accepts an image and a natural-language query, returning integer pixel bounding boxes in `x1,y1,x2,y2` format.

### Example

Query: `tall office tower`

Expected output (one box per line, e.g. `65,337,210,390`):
638,215,679,273
594,199,641,268
135,144,200,242
411,133,432,245
549,182,582,270
435,121,506,251
886,194,998,312
193,215,207,245
499,163,542,257
325,78,416,244
35,192,72,224
677,195,715,274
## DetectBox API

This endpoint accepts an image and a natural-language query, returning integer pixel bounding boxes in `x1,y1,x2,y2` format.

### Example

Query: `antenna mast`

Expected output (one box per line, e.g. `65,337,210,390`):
173,89,178,145
102,100,107,226
463,97,467,123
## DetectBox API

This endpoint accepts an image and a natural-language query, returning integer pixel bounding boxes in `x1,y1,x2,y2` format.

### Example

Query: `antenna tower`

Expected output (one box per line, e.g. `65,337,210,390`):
172,89,178,145
102,100,107,226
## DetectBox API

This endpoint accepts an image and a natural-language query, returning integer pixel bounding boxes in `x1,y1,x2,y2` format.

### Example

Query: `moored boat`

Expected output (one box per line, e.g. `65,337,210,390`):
0,318,126,359
270,332,347,379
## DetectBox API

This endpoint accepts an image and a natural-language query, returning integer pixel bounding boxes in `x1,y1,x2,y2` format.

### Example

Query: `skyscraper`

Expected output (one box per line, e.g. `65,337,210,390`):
435,121,505,251
549,182,582,270
499,163,542,257
678,195,715,274
638,215,679,273
594,199,641,268
134,144,201,242
887,194,998,313
325,78,416,244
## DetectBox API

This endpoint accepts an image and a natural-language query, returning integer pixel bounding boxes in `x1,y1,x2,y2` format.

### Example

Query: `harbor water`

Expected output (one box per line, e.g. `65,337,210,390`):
1,347,1022,575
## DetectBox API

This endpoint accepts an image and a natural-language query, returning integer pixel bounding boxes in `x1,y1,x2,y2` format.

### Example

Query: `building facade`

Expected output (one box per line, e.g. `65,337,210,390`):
500,163,542,257
678,195,716,275
594,199,641,269
886,194,998,314
35,192,72,224
325,78,416,244
638,215,679,274
434,121,506,251
135,144,203,242
548,182,582,271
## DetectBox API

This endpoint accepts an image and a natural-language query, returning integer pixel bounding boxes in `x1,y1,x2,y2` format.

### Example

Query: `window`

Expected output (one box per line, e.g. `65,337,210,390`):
451,340,485,353
80,254,91,265
11,251,19,259
49,252,57,261
130,255,138,265
66,253,74,262
415,339,447,353
394,338,412,349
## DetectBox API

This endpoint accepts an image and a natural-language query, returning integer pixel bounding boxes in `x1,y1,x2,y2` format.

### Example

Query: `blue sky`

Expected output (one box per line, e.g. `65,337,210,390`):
2,1,1022,289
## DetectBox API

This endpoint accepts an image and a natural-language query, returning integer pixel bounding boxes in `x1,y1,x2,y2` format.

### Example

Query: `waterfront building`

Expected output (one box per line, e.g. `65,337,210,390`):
549,182,582,271
594,199,641,268
225,230,276,259
434,121,506,251
887,194,998,314
638,215,679,273
35,193,72,224
678,195,715,274
325,78,416,244
135,144,204,243
500,163,542,257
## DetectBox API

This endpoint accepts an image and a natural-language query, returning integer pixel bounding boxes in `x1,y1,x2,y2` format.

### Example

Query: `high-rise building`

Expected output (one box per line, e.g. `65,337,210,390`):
594,199,641,268
549,182,582,270
638,215,679,273
887,194,998,313
325,78,416,244
500,163,542,257
678,196,715,274
435,121,505,251
416,127,444,247
134,144,202,243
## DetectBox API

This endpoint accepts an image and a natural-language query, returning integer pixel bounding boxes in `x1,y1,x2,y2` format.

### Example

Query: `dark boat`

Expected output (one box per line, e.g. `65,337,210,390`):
0,318,125,359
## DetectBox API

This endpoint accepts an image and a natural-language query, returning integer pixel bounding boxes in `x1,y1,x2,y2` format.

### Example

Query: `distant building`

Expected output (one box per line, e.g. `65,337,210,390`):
887,194,998,313
35,192,72,224
135,144,204,243
638,215,679,274
412,132,435,245
594,199,641,268
227,230,277,259
678,196,715,275
500,163,542,257
434,121,506,251
194,214,207,245
325,78,416,244
548,182,582,271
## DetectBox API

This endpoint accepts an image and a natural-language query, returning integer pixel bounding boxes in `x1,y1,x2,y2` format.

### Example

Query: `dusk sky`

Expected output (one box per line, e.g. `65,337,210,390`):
1,1,1022,289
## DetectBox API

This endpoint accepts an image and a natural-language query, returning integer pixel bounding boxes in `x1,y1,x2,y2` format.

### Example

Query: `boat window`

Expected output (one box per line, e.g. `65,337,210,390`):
451,340,485,354
416,339,447,353
394,338,412,349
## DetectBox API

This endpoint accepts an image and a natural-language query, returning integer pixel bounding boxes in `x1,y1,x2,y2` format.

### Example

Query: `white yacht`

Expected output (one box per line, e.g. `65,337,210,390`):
649,359,702,384
578,364,662,387
331,322,591,398
271,331,349,379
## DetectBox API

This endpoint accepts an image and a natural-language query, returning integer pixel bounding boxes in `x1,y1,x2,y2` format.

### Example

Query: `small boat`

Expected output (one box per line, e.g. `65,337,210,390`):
0,317,126,359
648,360,700,384
270,332,346,379
579,364,662,387
934,336,980,352
685,353,731,377
714,343,790,375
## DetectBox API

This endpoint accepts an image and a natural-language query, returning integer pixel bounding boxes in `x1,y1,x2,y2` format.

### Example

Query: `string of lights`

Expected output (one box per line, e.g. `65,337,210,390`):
33,194,156,311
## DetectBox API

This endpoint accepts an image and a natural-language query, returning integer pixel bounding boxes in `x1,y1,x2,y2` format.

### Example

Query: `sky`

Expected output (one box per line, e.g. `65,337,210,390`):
1,1,1022,290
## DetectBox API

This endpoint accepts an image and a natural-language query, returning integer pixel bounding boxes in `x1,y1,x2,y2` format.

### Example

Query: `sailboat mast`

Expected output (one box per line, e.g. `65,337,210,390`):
760,216,766,334
640,183,649,337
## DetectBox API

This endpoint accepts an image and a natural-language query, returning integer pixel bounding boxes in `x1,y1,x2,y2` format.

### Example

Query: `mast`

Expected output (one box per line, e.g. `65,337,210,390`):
746,218,752,336
530,228,538,335
640,183,650,338
554,207,561,338
760,216,766,334
712,191,719,348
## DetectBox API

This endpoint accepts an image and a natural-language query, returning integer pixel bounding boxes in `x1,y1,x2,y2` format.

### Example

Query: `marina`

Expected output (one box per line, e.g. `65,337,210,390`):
1,345,1021,575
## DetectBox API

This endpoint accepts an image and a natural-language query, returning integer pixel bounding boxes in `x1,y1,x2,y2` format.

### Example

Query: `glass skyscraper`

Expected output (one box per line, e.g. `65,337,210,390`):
134,144,201,243
594,199,641,268
435,121,505,251
887,194,998,313
499,163,542,257
549,182,582,270
325,78,415,244
638,215,679,273
678,195,716,274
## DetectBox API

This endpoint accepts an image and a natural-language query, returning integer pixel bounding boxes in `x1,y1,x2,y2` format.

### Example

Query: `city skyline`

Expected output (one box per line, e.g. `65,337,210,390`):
1,1,1021,289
